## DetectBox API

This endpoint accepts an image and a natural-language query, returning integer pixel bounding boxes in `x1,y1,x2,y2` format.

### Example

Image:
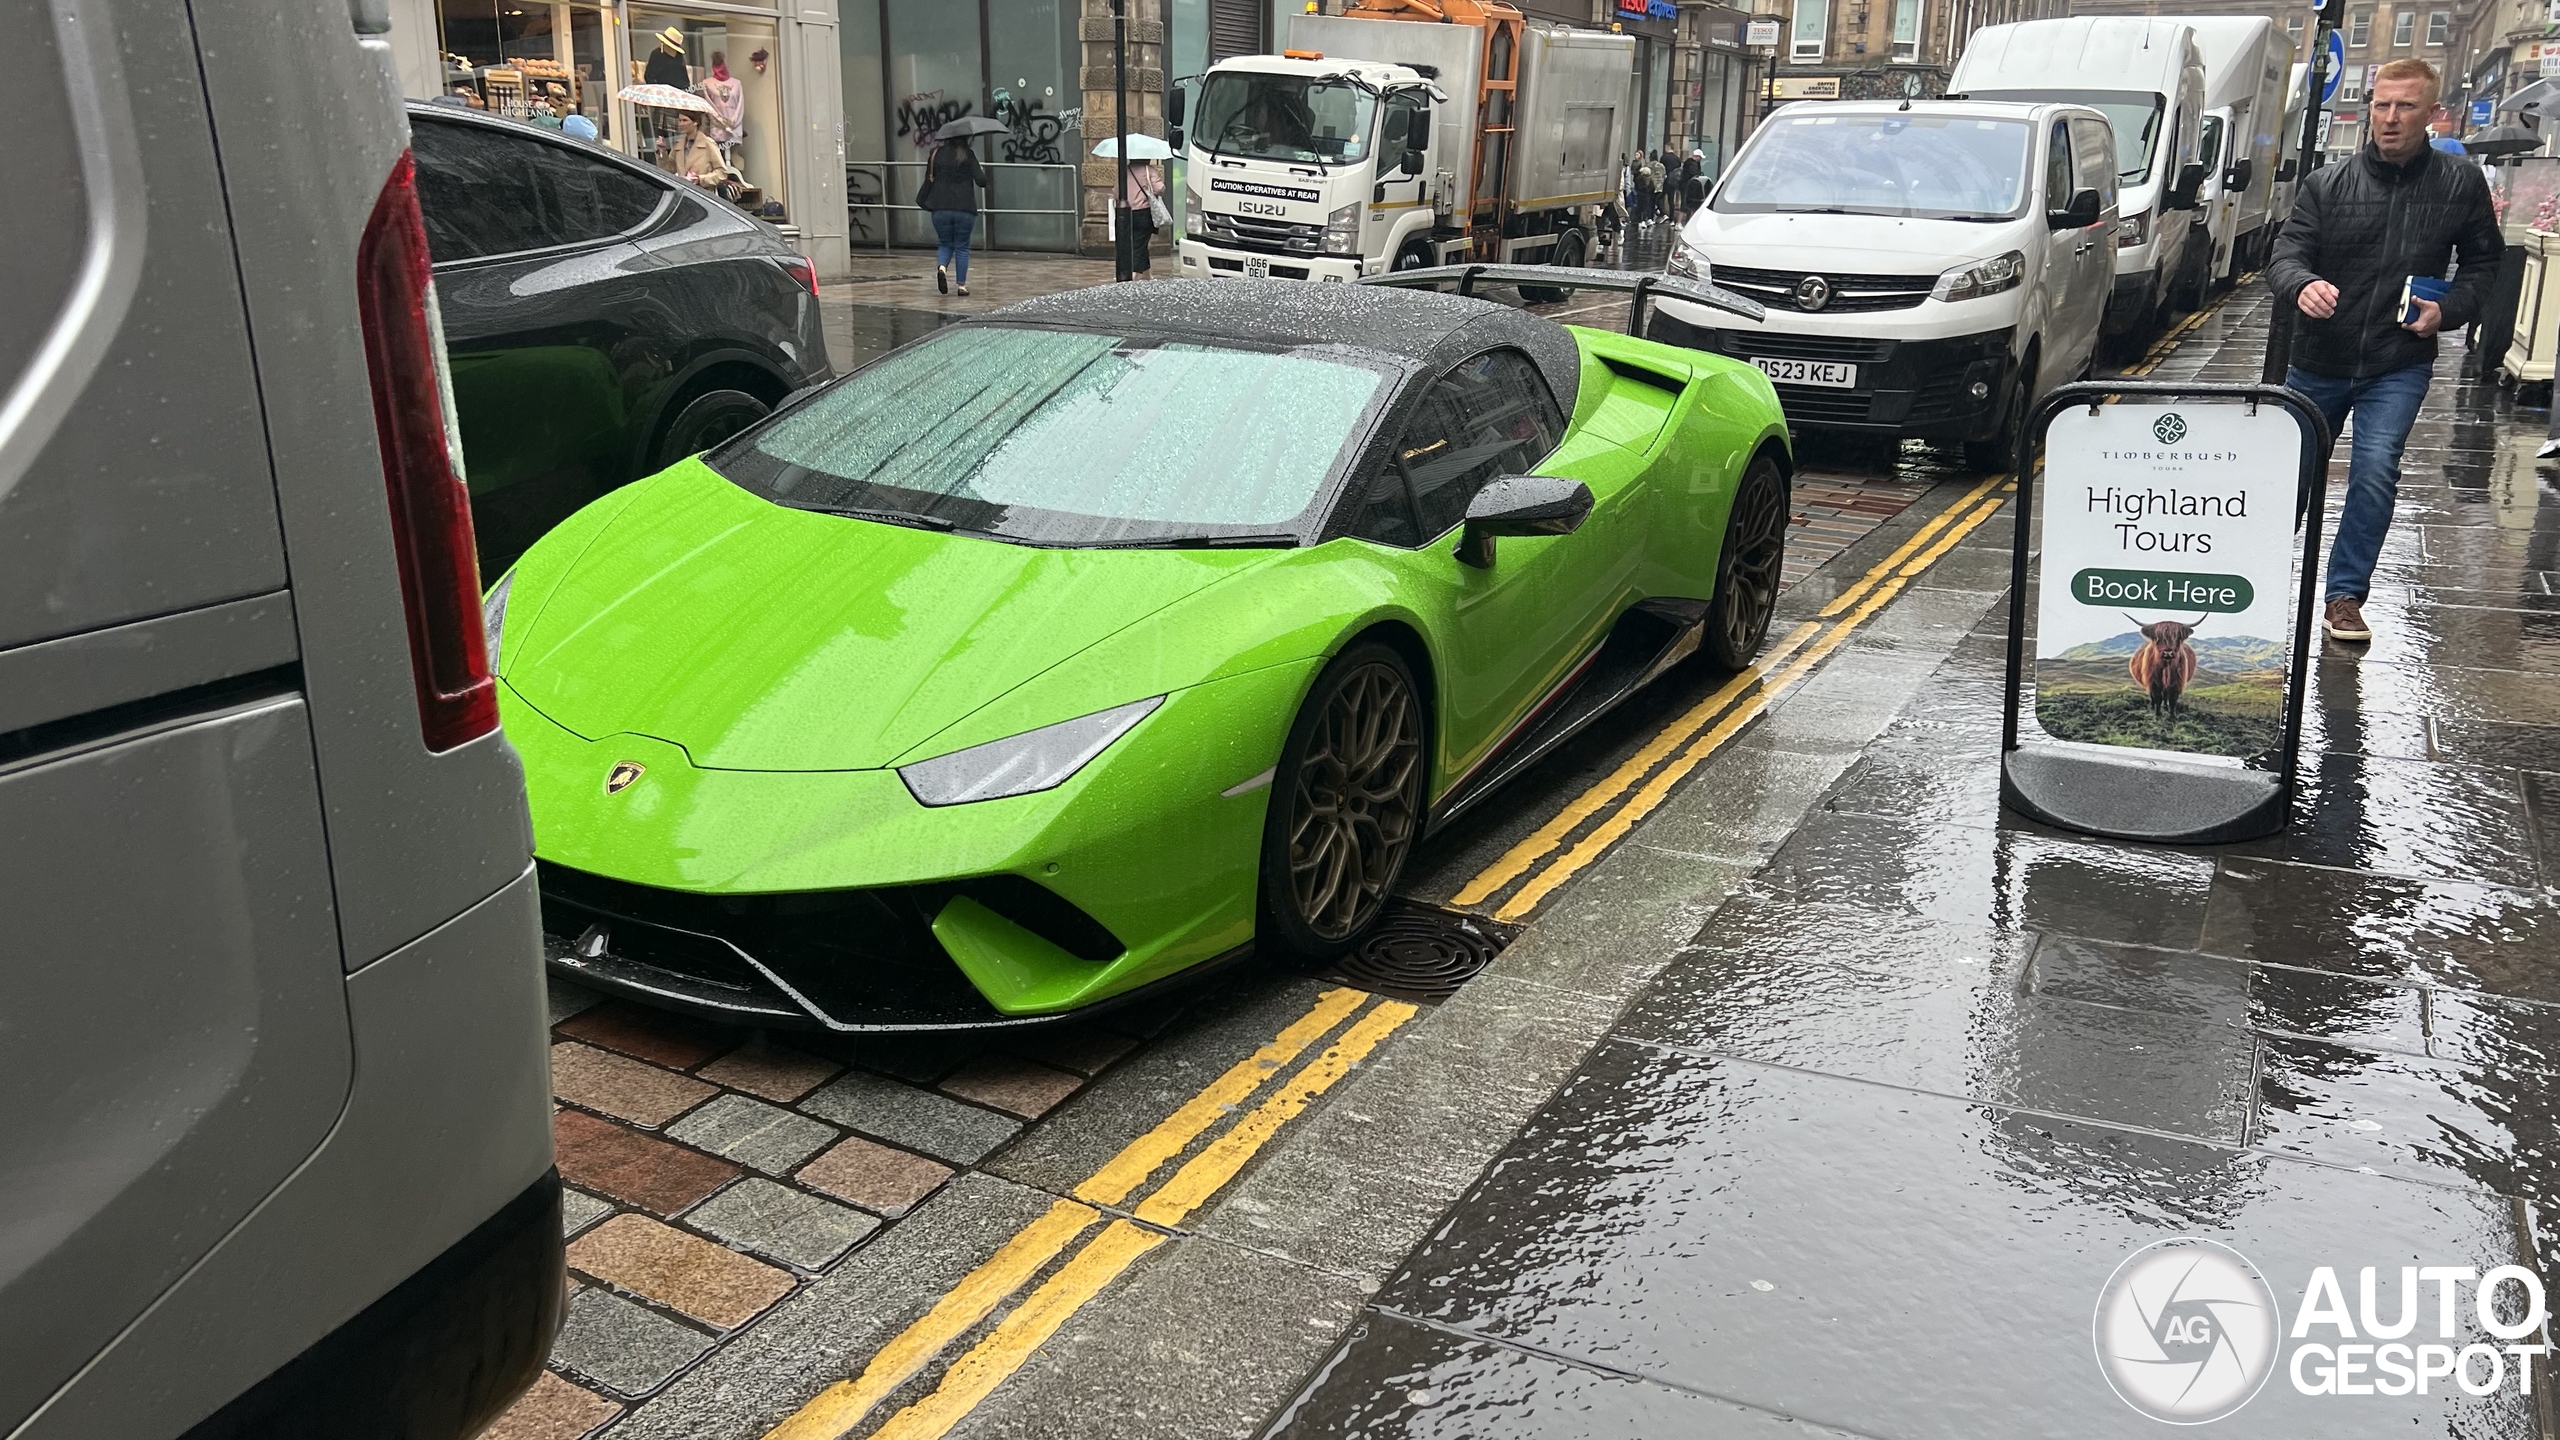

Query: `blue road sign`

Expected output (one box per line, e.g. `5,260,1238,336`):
2475,98,2496,124
2321,30,2345,103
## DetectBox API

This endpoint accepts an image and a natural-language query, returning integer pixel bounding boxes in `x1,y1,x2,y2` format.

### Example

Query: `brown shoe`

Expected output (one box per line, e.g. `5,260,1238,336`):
2323,596,2372,643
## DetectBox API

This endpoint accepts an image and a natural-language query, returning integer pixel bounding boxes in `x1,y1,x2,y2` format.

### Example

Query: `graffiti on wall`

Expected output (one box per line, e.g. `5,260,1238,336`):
992,89,1075,164
896,91,973,150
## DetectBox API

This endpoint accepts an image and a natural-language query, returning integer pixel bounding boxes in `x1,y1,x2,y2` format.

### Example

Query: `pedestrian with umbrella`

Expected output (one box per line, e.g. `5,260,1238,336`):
1096,135,1171,278
619,85,716,180
920,116,1003,295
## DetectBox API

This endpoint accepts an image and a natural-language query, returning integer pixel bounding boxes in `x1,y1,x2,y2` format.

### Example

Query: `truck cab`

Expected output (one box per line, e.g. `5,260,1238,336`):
1175,1,1630,292
1177,55,1444,283
2189,15,2291,291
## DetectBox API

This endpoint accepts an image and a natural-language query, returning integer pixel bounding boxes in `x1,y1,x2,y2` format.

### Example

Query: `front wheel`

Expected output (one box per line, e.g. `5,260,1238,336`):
1517,229,1586,303
1258,643,1426,960
653,388,771,470
1704,453,1789,669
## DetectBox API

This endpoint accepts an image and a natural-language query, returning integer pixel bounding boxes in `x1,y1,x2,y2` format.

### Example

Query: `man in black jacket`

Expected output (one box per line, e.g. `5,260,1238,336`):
2264,57,2500,643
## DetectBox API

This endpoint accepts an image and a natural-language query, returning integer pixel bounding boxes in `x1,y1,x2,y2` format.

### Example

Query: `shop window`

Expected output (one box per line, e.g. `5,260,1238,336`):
1892,0,1921,62
630,13,784,210
1791,0,1827,61
2391,10,2412,45
2426,10,2448,44
2348,11,2370,46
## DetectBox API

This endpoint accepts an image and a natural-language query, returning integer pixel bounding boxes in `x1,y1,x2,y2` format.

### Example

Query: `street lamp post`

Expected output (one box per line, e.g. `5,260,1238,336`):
1114,0,1132,283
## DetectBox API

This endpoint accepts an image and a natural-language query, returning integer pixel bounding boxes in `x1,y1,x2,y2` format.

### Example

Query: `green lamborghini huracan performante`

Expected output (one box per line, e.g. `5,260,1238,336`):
489,271,1785,1029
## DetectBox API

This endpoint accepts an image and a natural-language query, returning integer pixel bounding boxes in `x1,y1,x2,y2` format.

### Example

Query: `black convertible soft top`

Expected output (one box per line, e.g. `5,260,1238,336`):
982,279,1584,414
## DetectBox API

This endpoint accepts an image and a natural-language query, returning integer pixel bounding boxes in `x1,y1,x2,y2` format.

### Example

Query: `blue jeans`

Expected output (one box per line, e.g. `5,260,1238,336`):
2284,363,2432,602
932,209,975,284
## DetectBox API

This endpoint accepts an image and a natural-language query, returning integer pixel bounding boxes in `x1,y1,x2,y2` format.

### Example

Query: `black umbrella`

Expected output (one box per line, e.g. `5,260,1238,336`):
933,116,1009,142
2468,124,2544,158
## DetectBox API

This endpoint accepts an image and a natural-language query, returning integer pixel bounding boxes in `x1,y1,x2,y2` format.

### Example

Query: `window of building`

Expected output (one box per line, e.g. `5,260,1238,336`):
2348,11,2370,46
2330,118,2360,150
1892,0,1922,61
1791,0,1827,62
2426,10,2448,44
2341,65,2364,100
2391,10,2413,45
2286,13,2303,44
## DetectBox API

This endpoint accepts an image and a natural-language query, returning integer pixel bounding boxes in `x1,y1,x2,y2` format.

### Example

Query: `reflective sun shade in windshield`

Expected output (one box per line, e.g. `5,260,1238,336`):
712,326,1386,545
1194,72,1379,165
1715,113,2034,221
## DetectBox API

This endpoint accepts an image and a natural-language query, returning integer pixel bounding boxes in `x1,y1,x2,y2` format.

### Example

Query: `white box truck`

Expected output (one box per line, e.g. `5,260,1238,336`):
1951,17,2209,347
2184,15,2293,293
1172,0,1631,296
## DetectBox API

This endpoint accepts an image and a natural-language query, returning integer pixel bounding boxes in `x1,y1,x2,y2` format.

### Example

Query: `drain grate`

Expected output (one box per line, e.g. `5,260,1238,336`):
1323,903,1519,1004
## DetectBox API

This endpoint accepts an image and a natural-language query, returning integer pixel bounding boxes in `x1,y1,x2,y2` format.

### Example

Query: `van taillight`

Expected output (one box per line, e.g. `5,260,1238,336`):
356,151,497,752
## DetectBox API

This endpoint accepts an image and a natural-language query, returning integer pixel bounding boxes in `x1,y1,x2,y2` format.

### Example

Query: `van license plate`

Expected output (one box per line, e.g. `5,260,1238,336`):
1751,357,1856,389
1244,256,1271,279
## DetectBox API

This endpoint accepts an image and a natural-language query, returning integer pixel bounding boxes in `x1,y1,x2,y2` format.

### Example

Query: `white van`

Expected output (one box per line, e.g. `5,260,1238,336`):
2184,16,2293,295
1650,100,2119,472
1951,17,2209,346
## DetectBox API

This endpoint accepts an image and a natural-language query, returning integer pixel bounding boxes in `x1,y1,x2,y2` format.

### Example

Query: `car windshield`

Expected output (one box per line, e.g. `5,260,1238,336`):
1712,112,2034,220
1194,72,1377,165
1967,90,2165,184
709,325,1388,546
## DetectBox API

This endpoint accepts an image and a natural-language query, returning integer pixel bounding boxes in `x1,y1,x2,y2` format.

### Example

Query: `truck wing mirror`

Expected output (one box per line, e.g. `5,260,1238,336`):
1455,475,1592,568
1170,126,1186,151
2277,159,2297,182
2170,160,2207,209
2048,187,2101,229
2225,157,2253,191
1167,88,1186,128
1404,147,1427,176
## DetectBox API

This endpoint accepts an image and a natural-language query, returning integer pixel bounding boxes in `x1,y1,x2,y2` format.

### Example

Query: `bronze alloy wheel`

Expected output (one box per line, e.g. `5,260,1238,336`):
1265,646,1424,953
1705,455,1788,669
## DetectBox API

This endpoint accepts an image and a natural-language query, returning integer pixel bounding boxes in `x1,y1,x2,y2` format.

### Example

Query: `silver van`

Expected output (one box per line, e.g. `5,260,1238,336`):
3,0,557,1435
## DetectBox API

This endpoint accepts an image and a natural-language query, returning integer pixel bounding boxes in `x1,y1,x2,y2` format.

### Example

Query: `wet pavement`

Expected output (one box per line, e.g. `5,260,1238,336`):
1269,294,2560,1436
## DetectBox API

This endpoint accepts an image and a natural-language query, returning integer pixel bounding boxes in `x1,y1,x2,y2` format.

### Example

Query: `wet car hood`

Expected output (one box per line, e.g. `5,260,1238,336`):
501,465,1271,771
1688,210,2026,274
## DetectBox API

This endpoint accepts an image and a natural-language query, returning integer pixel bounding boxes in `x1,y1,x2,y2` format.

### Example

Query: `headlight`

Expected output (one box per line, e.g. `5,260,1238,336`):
482,570,513,664
1931,250,2026,303
1666,237,1711,283
899,696,1165,807
2118,210,2152,246
1324,201,1361,255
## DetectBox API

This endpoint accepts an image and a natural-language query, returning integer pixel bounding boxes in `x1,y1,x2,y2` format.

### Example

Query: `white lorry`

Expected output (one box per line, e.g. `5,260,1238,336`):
2185,15,2293,294
1171,0,1631,295
1951,17,2209,347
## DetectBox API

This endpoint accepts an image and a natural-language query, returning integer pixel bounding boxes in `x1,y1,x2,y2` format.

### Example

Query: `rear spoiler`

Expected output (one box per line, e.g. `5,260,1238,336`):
1358,264,1766,334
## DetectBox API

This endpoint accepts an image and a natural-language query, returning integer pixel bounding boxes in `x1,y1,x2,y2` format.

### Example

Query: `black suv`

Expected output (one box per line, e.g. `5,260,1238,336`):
408,104,831,573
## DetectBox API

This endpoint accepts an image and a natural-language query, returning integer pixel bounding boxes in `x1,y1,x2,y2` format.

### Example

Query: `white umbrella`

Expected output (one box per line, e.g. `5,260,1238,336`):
618,83,712,114
1092,134,1175,161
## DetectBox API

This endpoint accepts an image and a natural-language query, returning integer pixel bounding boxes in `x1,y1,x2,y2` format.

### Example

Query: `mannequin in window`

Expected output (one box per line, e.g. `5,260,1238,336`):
661,110,733,192
701,50,744,161
644,26,689,89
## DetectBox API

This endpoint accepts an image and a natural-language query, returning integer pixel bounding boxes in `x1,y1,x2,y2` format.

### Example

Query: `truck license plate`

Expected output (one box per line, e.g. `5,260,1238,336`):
1751,357,1856,389
1244,256,1271,279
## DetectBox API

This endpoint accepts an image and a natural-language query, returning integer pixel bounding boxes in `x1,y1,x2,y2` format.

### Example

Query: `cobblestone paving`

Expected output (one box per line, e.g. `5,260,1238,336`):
483,986,1143,1438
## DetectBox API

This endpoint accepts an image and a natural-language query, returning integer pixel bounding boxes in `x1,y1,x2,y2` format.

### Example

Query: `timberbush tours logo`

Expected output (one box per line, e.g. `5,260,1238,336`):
2095,1241,2553,1423
2154,412,2189,445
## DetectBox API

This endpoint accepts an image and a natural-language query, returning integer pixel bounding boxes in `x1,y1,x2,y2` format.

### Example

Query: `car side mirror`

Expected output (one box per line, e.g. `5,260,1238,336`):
1455,475,1593,568
1166,88,1186,128
2225,156,2253,191
2048,186,2101,229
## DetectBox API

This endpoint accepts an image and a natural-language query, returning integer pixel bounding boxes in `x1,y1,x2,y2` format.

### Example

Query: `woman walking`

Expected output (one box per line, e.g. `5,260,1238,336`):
1120,158,1167,278
918,139,990,296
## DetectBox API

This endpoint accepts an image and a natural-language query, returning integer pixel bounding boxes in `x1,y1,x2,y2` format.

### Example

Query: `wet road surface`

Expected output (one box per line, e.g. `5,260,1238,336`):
1267,295,2560,1437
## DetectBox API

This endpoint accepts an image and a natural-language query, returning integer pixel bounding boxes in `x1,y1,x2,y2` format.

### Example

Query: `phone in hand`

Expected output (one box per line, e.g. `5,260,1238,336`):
2401,275,2452,325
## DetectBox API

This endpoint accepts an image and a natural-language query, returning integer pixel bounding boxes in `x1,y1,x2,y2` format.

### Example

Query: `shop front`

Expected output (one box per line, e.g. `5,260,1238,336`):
1616,0,1680,154
838,0,1086,252
1679,2,1758,178
389,0,849,276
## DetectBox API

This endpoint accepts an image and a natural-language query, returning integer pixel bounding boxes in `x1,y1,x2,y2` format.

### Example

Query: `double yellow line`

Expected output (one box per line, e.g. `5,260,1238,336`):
764,988,1415,1440
1453,468,2016,922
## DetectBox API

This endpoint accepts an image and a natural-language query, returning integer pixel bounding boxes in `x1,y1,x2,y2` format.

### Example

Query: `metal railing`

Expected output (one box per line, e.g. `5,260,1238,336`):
846,160,1082,254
